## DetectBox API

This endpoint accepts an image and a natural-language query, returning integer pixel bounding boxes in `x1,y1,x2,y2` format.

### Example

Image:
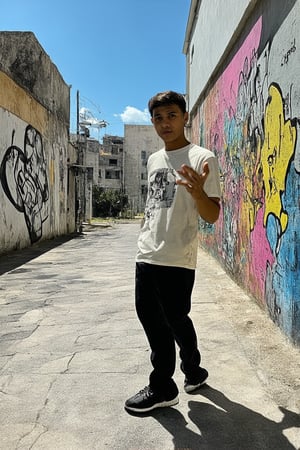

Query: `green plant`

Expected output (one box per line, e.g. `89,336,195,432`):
92,186,128,218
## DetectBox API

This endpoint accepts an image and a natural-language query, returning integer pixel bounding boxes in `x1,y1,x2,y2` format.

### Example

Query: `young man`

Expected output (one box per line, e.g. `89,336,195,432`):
125,91,221,413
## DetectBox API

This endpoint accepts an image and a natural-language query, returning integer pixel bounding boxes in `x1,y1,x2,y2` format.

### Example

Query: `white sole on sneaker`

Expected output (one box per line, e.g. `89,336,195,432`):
184,379,208,393
125,396,179,413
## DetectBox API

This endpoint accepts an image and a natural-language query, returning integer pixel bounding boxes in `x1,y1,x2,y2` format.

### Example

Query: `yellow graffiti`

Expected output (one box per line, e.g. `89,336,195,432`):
261,85,296,233
243,132,263,232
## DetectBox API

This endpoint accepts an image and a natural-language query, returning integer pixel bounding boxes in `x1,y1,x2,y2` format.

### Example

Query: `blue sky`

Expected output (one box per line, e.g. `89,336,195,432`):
1,0,191,139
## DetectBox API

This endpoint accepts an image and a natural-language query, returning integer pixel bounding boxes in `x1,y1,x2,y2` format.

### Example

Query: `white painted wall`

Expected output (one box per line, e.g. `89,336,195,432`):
184,0,258,109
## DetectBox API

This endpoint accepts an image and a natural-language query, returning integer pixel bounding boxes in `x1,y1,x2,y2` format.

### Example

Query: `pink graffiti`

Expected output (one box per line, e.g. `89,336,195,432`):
249,206,275,298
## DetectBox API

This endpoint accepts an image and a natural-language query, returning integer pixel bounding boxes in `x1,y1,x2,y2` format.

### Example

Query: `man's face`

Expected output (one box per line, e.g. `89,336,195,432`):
151,104,188,150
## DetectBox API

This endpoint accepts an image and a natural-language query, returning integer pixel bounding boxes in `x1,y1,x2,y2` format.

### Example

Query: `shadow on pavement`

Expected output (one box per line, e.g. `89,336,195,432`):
140,385,300,450
0,234,78,276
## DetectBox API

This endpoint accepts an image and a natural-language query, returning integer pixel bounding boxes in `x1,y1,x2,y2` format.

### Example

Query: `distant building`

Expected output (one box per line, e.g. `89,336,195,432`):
70,127,162,219
124,125,163,214
99,135,124,191
69,133,100,224
85,138,100,185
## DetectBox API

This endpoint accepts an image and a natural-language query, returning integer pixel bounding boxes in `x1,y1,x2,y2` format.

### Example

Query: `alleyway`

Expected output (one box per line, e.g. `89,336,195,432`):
0,222,299,449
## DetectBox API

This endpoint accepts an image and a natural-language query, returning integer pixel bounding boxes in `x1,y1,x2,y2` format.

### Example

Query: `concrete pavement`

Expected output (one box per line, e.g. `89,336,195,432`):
0,222,299,450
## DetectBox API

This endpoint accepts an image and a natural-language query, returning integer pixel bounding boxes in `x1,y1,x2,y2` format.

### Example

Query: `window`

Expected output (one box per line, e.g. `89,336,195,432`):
109,159,118,166
105,170,120,179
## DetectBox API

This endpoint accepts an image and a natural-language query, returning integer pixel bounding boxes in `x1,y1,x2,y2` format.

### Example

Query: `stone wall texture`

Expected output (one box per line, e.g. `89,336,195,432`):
0,32,76,255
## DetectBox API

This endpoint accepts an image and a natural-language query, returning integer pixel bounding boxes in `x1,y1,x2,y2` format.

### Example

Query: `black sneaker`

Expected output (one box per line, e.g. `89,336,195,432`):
125,386,179,413
184,368,208,393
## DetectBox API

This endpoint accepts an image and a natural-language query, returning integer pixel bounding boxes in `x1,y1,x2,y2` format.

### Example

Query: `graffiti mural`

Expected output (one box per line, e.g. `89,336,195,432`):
196,16,300,342
0,125,49,243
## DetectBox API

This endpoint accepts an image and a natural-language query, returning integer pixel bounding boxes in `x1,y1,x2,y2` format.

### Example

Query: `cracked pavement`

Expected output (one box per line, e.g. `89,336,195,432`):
0,222,299,449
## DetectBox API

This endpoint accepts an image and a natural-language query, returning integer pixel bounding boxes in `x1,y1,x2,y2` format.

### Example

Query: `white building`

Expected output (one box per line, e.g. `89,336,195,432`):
124,125,163,214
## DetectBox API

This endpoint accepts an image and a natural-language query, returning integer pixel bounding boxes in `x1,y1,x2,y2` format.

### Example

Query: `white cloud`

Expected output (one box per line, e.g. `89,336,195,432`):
115,106,151,124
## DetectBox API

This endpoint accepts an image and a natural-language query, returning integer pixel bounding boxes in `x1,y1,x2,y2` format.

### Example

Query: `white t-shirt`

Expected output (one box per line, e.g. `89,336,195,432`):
136,143,221,269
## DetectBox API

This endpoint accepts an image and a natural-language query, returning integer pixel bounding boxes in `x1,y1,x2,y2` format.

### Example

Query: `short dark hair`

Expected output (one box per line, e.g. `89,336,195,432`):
148,91,187,117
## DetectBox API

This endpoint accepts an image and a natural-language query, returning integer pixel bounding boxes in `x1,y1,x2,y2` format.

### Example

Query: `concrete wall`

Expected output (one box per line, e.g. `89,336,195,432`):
185,0,300,345
85,139,100,185
184,0,259,109
124,125,163,213
0,32,76,255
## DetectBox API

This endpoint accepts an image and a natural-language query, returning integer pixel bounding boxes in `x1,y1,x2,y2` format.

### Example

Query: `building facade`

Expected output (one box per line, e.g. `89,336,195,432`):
99,135,124,191
184,0,300,345
0,32,77,255
69,133,98,226
124,125,163,214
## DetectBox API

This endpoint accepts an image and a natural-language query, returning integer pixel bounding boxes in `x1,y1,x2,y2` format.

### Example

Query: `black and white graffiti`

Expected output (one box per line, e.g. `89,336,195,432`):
145,168,177,220
0,125,49,243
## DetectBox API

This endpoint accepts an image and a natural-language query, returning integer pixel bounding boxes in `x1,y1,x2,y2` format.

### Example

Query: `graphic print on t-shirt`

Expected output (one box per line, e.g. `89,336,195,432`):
145,168,177,220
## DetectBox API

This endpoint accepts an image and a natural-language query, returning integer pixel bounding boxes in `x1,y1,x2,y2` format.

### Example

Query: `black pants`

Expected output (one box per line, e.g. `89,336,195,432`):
135,262,202,395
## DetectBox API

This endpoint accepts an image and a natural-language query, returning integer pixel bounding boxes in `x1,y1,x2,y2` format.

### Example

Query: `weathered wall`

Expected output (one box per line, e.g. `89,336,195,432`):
186,0,300,345
0,32,76,254
85,139,100,186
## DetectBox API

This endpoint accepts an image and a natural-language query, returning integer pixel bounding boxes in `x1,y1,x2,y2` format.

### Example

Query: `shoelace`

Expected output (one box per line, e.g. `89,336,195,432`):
138,386,153,398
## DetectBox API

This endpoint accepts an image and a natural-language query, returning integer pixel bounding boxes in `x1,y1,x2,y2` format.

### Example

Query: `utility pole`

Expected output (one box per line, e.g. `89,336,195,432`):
75,90,83,232
77,90,80,136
